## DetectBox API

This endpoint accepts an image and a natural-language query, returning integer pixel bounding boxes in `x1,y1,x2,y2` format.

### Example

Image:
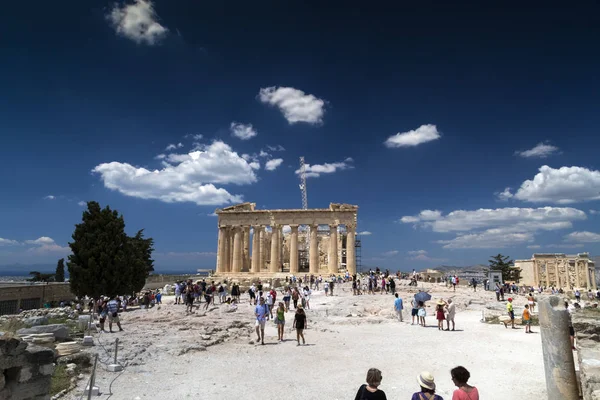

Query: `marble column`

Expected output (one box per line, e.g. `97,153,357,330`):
346,225,356,275
592,268,597,290
243,226,250,272
309,224,319,274
251,225,261,273
222,228,230,272
328,224,338,274
586,263,592,289
229,229,234,272
232,228,242,273
270,225,279,273
554,260,560,288
533,261,539,286
290,225,299,274
259,227,265,271
545,263,550,288
575,262,580,288
216,226,226,273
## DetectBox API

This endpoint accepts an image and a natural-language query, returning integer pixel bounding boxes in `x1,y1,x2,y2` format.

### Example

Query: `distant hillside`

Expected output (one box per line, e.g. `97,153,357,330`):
0,264,56,275
433,264,488,273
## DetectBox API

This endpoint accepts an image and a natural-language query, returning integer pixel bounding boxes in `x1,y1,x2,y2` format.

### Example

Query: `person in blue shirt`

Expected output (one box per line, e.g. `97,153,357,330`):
254,297,269,345
394,293,404,322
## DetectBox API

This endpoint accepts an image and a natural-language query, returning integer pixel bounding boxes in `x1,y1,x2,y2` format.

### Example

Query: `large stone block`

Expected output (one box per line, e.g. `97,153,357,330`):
7,377,51,400
39,364,55,376
25,344,55,365
17,324,70,340
23,316,48,327
0,336,28,357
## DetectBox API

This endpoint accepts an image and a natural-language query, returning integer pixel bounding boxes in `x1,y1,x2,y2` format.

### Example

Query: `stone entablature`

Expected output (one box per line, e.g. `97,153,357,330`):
214,202,358,276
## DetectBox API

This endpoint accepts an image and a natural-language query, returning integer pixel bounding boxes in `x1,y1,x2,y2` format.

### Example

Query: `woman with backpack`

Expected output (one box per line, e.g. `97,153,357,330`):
411,371,443,400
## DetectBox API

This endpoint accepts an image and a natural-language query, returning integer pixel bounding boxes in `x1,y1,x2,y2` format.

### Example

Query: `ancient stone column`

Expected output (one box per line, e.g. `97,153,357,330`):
586,263,592,289
538,296,579,400
229,229,234,271
545,263,550,288
309,225,319,274
346,225,356,275
592,268,597,290
259,227,265,271
533,261,539,286
328,224,338,274
221,228,230,272
554,261,560,288
244,226,251,272
216,226,226,273
232,228,242,273
270,225,279,273
251,225,260,273
290,225,299,274
575,262,580,288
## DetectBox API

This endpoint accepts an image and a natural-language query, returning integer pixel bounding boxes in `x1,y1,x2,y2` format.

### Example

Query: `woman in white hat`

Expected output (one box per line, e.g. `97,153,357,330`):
411,371,443,400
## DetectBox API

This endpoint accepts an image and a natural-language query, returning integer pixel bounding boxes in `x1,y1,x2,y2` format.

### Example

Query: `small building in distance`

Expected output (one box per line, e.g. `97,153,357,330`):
515,252,597,290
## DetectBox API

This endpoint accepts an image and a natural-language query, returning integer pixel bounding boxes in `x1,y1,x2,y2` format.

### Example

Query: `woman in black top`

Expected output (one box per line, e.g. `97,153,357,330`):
292,305,307,345
354,368,387,400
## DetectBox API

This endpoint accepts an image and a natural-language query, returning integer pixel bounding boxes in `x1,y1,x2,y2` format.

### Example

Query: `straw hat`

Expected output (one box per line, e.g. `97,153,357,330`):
417,371,436,391
297,304,304,309
436,300,446,305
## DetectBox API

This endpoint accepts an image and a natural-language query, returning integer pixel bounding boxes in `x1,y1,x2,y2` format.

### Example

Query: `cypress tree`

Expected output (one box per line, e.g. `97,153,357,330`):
55,258,65,282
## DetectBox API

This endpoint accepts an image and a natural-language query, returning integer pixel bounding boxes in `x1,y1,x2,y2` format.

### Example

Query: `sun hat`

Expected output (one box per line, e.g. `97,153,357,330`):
417,371,436,391
297,304,304,309
508,298,513,301
437,300,445,305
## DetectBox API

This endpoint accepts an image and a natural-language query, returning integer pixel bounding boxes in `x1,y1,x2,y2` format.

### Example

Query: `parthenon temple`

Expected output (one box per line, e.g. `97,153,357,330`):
515,253,597,290
214,202,358,275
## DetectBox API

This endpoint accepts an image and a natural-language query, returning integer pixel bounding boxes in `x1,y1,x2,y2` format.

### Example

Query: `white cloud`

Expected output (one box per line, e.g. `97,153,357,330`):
512,165,600,204
44,195,55,200
165,143,183,151
184,134,203,140
382,250,399,256
154,154,166,160
266,145,285,152
527,245,541,249
0,238,20,246
545,243,585,249
402,207,587,250
78,201,86,207
107,0,168,45
590,210,600,215
384,124,441,148
496,187,513,201
249,162,260,170
259,150,270,158
400,207,586,233
258,86,326,124
93,141,256,206
359,231,372,235
407,250,428,256
438,230,534,249
515,142,560,158
295,158,353,178
407,250,447,262
155,251,216,258
265,158,284,171
564,231,600,243
25,237,56,245
207,212,218,217
230,122,257,140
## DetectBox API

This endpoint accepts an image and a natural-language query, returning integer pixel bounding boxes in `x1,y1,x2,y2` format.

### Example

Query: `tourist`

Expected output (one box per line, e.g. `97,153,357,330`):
218,283,226,303
275,301,285,342
175,282,182,304
381,276,386,295
418,301,426,327
330,279,335,296
588,290,594,301
303,286,311,309
523,304,533,333
293,304,307,346
352,278,358,295
451,275,457,292
445,298,456,331
450,366,478,400
255,297,268,345
394,293,403,322
203,285,213,310
411,295,419,325
185,283,195,313
411,371,443,400
98,298,107,332
436,300,446,330
324,280,330,296
249,283,256,305
232,283,240,303
282,286,291,311
495,284,500,302
527,293,536,312
575,289,581,302
368,277,374,294
266,290,274,318
566,301,575,350
107,295,123,333
506,298,515,329
471,278,477,292
155,291,162,305
269,287,277,306
354,368,387,400
389,277,396,295
292,287,299,309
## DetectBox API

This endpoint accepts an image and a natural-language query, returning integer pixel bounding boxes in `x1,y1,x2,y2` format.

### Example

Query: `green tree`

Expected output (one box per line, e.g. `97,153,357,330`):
489,253,521,282
27,271,55,283
67,201,154,298
55,258,65,282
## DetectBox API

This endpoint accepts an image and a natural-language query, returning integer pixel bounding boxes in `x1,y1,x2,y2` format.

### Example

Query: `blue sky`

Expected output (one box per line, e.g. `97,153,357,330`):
1,1,600,272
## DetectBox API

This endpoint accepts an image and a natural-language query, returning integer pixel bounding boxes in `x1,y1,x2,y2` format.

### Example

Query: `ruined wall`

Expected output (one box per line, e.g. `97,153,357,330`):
572,309,600,399
0,335,55,400
0,284,75,316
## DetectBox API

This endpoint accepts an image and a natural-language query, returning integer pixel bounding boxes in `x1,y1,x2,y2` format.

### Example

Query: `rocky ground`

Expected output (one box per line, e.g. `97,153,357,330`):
58,279,550,400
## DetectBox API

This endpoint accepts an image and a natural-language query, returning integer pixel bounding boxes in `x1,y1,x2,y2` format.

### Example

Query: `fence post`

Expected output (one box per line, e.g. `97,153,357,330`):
85,354,99,398
108,338,123,372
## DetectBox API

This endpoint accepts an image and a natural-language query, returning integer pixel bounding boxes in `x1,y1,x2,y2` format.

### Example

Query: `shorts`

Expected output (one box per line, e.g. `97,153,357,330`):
108,314,119,323
569,327,575,336
509,311,515,319
255,320,266,328
524,319,531,325
275,319,285,325
411,308,419,317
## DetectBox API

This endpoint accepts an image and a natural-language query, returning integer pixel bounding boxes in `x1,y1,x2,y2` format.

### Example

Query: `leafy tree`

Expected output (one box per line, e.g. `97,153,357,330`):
489,253,521,282
67,201,154,298
27,271,55,283
55,258,65,282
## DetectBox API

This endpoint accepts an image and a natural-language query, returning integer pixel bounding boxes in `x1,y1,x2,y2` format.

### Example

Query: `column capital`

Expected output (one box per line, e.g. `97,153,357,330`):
290,224,299,232
329,223,339,228
346,224,356,232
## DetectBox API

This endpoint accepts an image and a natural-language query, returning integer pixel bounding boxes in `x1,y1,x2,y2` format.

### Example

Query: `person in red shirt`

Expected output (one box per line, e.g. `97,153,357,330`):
451,366,479,400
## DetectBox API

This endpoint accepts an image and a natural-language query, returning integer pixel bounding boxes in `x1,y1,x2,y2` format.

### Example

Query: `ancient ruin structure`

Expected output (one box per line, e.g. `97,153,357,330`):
515,253,597,289
214,202,358,275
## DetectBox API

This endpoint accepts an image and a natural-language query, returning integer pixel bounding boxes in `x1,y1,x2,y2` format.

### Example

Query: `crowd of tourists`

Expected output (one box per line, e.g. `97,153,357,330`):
355,367,479,400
